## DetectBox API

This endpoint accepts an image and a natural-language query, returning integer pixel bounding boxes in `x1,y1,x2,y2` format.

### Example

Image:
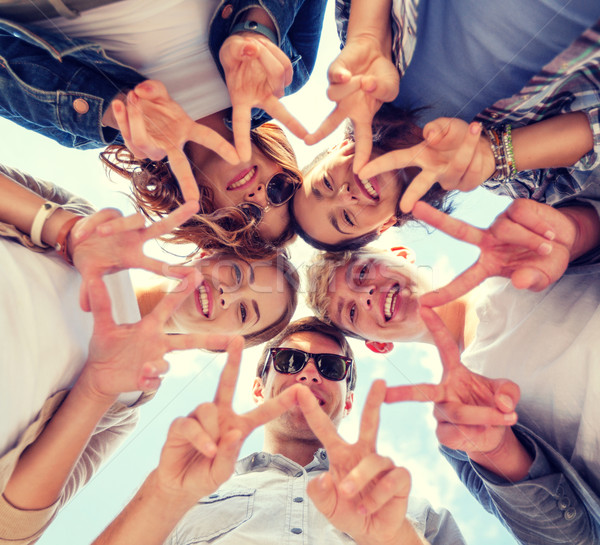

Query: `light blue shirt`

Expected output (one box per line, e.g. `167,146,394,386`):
166,449,466,544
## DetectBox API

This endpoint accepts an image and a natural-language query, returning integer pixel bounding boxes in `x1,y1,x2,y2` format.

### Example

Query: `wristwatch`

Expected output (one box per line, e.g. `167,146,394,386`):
230,20,277,45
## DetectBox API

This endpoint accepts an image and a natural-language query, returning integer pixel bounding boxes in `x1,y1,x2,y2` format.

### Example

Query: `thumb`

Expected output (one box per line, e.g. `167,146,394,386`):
328,59,352,84
494,379,521,413
511,268,548,291
307,472,337,518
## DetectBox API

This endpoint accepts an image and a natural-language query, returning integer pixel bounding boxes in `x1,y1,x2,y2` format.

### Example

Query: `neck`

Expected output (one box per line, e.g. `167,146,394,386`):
262,430,322,467
190,110,232,164
430,297,470,352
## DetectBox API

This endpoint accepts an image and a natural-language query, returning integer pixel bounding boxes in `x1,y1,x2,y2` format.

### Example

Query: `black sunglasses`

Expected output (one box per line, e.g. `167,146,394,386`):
265,347,353,382
239,173,300,223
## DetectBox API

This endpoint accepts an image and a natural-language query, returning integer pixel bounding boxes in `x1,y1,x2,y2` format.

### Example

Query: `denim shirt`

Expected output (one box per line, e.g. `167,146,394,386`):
167,449,466,545
0,0,326,148
441,425,600,545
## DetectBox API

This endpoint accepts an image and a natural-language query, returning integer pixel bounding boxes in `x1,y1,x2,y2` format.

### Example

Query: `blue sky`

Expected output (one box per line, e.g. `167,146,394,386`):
0,2,519,543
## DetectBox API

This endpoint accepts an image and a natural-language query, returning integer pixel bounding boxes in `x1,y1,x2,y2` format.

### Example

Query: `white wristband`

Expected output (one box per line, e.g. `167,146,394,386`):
31,202,61,247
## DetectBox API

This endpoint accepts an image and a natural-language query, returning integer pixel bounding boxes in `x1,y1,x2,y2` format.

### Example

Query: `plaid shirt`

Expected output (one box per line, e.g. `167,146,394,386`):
335,1,599,206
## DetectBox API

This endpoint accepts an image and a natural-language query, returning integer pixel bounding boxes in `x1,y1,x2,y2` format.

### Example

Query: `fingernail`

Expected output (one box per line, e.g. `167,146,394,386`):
504,412,517,424
538,242,552,255
498,394,513,410
357,505,367,516
544,230,556,241
203,443,216,456
97,224,112,236
128,91,138,103
138,81,153,93
470,122,481,134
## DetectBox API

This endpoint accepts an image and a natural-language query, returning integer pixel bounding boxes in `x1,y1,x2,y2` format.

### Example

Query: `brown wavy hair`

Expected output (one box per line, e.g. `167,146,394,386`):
100,123,301,261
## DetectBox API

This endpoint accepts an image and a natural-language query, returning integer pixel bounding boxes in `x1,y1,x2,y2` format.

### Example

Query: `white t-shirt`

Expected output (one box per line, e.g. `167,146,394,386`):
0,239,140,456
38,0,232,121
462,266,600,493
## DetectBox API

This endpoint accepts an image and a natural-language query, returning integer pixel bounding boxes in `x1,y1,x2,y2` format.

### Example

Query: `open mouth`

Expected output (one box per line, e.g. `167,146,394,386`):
383,284,401,321
194,281,212,318
355,174,380,201
311,391,326,406
227,166,257,191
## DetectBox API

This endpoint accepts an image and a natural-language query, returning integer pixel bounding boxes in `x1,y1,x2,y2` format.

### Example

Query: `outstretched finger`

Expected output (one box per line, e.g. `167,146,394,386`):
213,336,245,406
399,170,438,214
358,147,421,181
231,103,253,163
419,263,488,307
505,200,557,242
244,383,301,431
96,211,145,237
490,215,555,256
434,402,517,427
358,380,386,446
126,91,154,157
304,107,347,146
167,147,201,204
87,276,115,329
351,121,374,174
420,307,462,372
253,42,288,97
297,386,344,451
440,122,482,185
493,379,521,413
412,202,486,246
385,383,443,404
190,123,240,165
143,201,199,240
262,97,308,141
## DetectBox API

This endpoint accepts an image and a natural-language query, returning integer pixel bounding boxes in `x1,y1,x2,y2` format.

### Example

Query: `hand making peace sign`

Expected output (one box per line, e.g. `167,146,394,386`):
155,338,302,504
298,381,419,545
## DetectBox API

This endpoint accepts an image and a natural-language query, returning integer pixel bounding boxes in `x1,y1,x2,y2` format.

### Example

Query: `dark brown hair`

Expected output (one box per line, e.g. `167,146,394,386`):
100,123,301,260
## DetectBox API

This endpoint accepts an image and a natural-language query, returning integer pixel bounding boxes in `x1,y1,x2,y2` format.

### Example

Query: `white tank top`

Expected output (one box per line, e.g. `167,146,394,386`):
38,0,232,120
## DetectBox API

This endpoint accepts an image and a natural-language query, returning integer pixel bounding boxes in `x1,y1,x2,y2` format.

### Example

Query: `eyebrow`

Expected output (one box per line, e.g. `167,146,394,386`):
330,215,351,235
311,185,323,200
252,300,260,326
248,265,255,285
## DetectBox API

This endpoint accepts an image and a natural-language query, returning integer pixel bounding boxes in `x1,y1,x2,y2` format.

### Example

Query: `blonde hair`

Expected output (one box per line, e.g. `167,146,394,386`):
306,248,389,323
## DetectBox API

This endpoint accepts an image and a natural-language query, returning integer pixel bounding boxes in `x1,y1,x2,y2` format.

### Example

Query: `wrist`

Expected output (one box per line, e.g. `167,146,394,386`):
149,469,199,512
72,367,119,408
559,205,600,261
355,518,424,545
237,7,277,35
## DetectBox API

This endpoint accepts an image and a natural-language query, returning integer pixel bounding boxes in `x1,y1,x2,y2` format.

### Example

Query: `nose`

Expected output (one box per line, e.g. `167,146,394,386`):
359,286,375,310
245,183,268,207
217,284,243,309
295,359,322,384
337,182,357,203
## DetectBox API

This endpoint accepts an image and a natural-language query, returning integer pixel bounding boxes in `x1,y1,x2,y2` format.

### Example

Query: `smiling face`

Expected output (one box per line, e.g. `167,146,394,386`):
292,141,402,248
255,331,354,438
326,253,431,342
189,142,293,242
168,255,292,338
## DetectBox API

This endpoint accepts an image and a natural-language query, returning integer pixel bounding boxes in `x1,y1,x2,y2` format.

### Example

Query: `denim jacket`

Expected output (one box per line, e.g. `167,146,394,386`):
0,0,326,148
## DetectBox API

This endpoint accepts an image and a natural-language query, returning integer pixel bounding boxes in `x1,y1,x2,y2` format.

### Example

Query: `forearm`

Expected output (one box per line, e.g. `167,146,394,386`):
3,382,115,510
511,112,594,172
0,171,78,248
468,429,533,483
346,0,393,48
92,471,195,545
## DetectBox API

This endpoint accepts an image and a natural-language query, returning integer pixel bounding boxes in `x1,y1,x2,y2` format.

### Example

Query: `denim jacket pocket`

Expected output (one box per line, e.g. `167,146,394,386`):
174,487,256,544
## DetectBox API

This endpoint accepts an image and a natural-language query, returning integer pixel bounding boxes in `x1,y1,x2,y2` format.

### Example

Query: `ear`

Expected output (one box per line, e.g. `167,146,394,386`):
343,390,354,416
389,246,416,263
377,215,398,235
252,377,266,405
365,340,395,354
191,250,212,262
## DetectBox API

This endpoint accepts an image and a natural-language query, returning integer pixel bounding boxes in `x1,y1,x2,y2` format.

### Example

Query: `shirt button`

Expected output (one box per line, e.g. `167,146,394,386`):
73,98,89,114
293,497,304,503
291,528,303,534
564,507,577,521
294,471,303,478
221,4,233,18
209,493,219,499
557,497,570,510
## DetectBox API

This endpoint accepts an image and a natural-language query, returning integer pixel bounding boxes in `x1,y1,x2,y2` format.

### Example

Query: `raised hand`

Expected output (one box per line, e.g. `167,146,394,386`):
386,307,519,455
298,382,416,545
359,118,495,213
111,80,240,203
70,202,198,312
305,36,399,173
155,338,301,503
414,200,575,307
76,274,233,402
219,33,308,162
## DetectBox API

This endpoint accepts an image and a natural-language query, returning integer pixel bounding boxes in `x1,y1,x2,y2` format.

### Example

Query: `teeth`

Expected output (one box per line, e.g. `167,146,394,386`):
229,167,256,189
384,285,400,320
197,284,210,317
360,178,379,199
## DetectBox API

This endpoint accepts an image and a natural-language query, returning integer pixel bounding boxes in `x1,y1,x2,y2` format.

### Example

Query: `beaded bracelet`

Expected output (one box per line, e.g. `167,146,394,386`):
484,125,518,181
